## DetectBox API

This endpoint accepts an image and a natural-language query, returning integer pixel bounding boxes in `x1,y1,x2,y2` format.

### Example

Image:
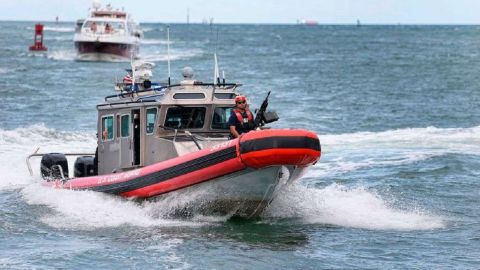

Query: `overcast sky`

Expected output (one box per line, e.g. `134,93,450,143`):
1,0,480,24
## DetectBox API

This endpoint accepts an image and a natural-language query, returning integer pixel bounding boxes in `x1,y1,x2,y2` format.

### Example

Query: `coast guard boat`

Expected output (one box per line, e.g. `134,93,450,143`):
27,61,321,218
73,1,142,61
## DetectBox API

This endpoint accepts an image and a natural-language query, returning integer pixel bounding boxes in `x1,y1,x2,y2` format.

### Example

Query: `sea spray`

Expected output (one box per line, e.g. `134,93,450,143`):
265,183,445,231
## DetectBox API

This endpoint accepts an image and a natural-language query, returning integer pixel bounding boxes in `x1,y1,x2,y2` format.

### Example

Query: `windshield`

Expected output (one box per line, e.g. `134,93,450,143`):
212,106,234,130
164,107,206,129
83,21,125,33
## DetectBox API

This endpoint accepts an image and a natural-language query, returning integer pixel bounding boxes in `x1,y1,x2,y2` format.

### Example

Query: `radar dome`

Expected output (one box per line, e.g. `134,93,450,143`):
92,0,101,9
182,66,194,79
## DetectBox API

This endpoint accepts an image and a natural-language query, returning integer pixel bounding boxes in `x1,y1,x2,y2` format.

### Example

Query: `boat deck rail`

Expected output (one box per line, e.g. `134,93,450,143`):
104,82,242,102
26,147,95,177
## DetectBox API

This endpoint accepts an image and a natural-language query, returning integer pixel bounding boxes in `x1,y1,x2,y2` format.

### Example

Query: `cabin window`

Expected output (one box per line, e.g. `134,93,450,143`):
102,115,114,141
214,93,236,99
212,107,234,130
146,108,157,134
173,93,206,99
164,107,206,129
121,114,130,137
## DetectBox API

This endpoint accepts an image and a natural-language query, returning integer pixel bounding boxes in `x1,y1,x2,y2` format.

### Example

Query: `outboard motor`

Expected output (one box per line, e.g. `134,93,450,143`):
40,153,68,180
74,156,96,177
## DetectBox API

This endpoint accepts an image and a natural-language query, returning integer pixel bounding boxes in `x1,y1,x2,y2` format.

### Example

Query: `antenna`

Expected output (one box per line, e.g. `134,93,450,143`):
130,51,135,92
213,52,220,85
213,28,220,85
167,26,171,86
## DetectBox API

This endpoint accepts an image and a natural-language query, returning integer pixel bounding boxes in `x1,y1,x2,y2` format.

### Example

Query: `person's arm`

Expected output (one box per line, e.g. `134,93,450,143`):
230,125,240,138
228,112,240,138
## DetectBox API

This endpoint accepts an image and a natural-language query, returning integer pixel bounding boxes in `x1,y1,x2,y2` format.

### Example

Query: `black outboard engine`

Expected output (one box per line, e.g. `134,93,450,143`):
74,156,96,177
40,153,68,180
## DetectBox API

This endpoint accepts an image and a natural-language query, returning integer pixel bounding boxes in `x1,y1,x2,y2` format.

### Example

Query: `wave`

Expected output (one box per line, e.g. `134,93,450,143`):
140,49,202,62
141,27,155,32
46,50,76,61
0,124,471,229
21,184,204,229
26,49,76,61
0,124,96,190
309,125,480,178
321,126,480,154
0,124,226,229
265,183,445,231
44,36,73,41
40,48,198,63
141,39,173,45
43,26,75,33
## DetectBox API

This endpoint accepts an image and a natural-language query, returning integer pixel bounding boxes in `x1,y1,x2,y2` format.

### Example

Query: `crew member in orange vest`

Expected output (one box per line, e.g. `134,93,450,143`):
229,95,255,138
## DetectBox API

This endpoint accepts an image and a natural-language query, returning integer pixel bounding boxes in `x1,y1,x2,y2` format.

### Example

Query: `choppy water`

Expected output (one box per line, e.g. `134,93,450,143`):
1,21,479,269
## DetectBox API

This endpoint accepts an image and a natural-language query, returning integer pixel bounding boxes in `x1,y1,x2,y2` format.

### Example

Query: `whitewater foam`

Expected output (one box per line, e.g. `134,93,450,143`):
265,183,445,231
0,124,468,229
309,125,480,178
140,49,202,62
0,124,96,189
45,36,73,41
46,50,77,61
142,27,155,32
141,39,173,45
21,184,201,229
43,26,74,33
321,126,480,155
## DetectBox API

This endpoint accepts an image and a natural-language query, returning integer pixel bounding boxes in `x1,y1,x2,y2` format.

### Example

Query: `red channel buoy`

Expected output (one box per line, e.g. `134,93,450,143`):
29,24,48,51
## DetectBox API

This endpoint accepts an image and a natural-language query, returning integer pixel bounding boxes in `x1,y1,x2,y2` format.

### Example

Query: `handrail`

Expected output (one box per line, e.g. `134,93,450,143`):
137,92,166,102
104,82,241,102
97,99,157,109
26,147,95,176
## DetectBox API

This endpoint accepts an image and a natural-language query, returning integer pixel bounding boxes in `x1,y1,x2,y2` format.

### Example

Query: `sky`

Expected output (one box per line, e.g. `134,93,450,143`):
1,0,480,24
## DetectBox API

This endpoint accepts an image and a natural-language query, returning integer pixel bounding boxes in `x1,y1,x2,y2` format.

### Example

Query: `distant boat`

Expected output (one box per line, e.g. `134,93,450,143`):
357,19,361,27
73,1,142,61
298,19,318,26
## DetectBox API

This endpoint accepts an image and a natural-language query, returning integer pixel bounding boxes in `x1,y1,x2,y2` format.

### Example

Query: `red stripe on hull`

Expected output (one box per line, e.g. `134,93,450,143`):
121,158,246,198
48,129,321,199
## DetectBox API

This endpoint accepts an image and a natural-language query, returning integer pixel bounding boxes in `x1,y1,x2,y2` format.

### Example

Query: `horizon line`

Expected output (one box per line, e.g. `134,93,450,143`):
1,19,480,26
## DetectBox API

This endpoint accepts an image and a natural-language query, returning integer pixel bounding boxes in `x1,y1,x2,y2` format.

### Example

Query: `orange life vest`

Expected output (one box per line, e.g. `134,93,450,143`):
233,109,254,126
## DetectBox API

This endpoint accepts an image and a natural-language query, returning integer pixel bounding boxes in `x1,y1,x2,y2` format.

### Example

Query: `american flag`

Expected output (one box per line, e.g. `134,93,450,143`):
123,74,132,83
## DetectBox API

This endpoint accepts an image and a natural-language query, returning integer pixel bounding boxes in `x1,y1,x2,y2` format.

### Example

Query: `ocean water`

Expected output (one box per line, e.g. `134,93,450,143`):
1,21,479,269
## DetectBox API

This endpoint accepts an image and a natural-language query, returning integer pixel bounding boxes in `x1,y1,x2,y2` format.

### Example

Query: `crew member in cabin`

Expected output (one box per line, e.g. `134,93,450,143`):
229,95,255,138
90,21,97,32
105,23,112,33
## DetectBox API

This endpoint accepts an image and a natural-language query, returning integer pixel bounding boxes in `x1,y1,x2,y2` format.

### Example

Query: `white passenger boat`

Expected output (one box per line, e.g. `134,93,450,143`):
73,1,142,61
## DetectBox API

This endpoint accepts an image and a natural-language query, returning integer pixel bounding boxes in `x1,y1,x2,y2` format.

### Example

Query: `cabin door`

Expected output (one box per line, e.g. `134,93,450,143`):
118,113,132,168
132,109,141,166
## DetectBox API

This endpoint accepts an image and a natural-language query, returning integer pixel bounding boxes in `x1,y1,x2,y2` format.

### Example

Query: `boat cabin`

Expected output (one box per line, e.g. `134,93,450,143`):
81,18,127,35
76,3,141,38
96,68,240,175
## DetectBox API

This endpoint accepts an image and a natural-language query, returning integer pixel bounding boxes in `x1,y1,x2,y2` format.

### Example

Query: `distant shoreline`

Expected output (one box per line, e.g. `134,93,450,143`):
1,19,480,26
